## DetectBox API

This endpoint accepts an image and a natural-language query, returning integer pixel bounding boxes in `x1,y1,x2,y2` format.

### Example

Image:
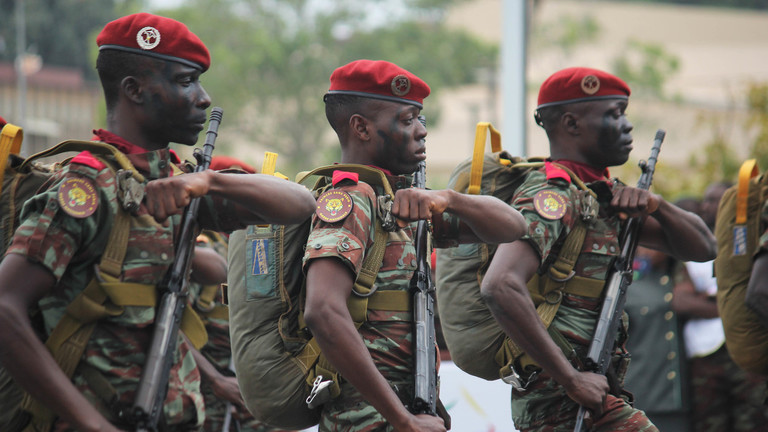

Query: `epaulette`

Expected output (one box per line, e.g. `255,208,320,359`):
70,150,107,171
332,170,359,186
544,161,571,186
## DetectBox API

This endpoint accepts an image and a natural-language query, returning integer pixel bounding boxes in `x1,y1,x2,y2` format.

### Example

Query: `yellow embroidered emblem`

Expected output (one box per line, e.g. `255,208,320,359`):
58,177,99,218
533,190,567,220
316,190,353,223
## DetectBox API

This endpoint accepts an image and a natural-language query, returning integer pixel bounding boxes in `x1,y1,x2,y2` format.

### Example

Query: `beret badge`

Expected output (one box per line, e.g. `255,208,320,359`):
136,26,161,50
580,74,600,95
391,74,411,97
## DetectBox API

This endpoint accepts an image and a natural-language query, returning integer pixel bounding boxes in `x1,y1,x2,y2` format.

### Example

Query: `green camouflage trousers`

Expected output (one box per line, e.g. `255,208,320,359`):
511,372,658,432
689,346,768,432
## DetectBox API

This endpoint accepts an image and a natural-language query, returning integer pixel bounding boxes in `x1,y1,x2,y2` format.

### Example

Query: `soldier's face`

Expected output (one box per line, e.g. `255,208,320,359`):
579,99,634,168
140,61,212,146
367,102,427,175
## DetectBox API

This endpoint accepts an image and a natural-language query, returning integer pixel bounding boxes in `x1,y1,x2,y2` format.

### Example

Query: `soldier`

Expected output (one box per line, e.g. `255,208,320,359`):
480,67,717,432
0,12,315,432
302,59,526,432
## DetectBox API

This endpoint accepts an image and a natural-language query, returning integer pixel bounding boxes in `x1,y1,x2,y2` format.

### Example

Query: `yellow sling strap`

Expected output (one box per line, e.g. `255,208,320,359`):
737,159,759,225
0,123,23,190
469,122,503,194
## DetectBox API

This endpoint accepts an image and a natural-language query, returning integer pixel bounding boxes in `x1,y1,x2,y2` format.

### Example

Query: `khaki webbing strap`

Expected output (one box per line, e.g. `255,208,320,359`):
468,122,502,195
18,140,145,184
0,124,23,190
196,305,230,321
296,164,396,199
495,218,591,379
196,284,220,311
366,290,411,312
737,159,759,225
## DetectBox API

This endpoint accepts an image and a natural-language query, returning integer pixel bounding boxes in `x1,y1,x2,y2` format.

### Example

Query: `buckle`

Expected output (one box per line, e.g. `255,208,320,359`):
501,367,538,392
306,375,334,409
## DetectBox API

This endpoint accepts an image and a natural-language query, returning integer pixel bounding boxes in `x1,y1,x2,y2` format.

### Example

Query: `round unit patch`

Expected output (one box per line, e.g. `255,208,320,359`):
136,26,161,50
581,74,600,95
533,190,567,220
391,74,411,97
58,178,99,218
316,190,353,223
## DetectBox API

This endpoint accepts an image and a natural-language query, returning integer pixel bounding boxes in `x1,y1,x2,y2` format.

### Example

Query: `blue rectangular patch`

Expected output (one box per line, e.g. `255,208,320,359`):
251,239,270,275
733,225,748,256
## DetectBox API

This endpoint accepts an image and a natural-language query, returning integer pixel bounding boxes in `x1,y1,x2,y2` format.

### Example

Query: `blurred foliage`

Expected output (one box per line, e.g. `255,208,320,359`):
623,0,768,10
530,13,600,57
0,0,142,79
612,39,680,100
154,0,496,174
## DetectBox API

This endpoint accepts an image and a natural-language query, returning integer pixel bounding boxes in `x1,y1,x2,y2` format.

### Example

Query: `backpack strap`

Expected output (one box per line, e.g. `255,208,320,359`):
737,159,759,225
296,164,407,401
19,144,205,431
0,124,23,190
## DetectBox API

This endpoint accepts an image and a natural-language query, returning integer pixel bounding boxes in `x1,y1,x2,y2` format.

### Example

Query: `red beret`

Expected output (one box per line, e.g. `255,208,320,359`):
537,67,630,109
97,13,210,72
325,60,430,109
0,115,6,128
210,155,257,173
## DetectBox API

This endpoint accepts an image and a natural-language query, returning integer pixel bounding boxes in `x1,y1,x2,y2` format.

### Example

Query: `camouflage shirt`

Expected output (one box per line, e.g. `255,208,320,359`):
7,138,245,429
302,170,457,421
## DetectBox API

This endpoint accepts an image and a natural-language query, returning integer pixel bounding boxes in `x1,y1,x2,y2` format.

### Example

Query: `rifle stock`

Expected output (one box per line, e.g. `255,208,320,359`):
574,129,665,432
130,107,223,431
411,115,438,416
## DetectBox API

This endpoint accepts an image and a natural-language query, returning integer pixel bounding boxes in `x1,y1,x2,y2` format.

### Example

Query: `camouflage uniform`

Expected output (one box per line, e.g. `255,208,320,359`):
508,166,657,432
7,131,246,431
302,171,456,432
190,232,295,432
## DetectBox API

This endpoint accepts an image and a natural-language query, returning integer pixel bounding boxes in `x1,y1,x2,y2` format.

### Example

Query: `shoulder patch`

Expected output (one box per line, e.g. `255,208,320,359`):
533,190,568,220
58,177,99,218
316,189,354,223
70,150,106,171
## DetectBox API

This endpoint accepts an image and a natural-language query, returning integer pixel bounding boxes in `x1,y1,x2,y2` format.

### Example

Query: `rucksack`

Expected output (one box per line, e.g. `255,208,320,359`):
714,159,768,375
227,162,409,430
435,122,599,383
0,124,208,432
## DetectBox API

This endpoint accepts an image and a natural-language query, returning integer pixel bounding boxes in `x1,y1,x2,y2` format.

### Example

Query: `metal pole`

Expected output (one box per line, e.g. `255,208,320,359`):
501,0,528,157
15,0,27,132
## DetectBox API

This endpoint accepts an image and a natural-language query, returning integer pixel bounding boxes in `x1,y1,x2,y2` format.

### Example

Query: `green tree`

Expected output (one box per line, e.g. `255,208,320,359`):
0,0,137,79
159,0,495,174
612,39,680,100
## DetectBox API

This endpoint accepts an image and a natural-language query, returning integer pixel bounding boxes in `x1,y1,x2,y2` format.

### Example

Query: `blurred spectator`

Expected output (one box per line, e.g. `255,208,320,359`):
625,245,691,431
672,182,768,432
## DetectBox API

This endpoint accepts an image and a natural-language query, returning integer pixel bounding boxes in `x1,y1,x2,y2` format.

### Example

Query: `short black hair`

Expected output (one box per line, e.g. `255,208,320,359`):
323,94,380,134
96,49,163,109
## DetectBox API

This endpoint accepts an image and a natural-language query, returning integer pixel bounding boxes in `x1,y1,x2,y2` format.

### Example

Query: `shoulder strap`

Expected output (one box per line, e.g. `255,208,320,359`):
0,124,23,190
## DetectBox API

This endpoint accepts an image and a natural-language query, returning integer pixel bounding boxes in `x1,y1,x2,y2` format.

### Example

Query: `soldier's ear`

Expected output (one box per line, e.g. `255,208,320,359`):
561,112,580,135
350,114,370,141
121,76,143,104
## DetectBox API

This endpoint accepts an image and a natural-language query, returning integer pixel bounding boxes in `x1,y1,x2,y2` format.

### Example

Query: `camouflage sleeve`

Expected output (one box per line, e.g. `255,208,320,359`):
6,161,117,281
510,170,580,264
302,181,377,276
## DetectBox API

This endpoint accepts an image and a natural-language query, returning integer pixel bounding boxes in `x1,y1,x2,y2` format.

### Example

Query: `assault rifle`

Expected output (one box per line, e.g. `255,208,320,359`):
410,115,438,416
573,129,665,432
130,107,223,432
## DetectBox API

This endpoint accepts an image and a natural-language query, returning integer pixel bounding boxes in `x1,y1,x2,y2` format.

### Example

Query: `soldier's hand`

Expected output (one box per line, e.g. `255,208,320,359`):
396,413,446,432
211,375,246,411
391,189,449,224
144,171,212,223
563,371,609,419
610,185,660,220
